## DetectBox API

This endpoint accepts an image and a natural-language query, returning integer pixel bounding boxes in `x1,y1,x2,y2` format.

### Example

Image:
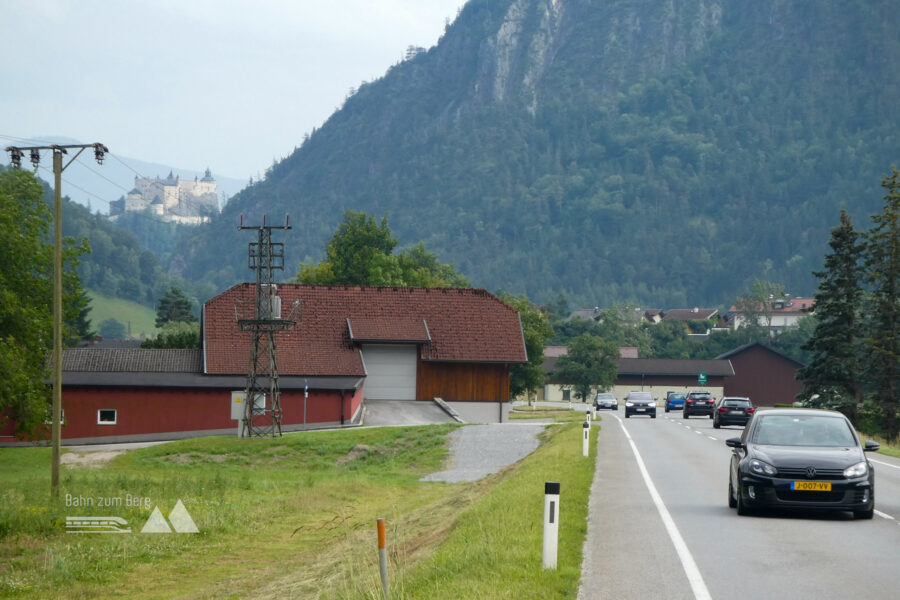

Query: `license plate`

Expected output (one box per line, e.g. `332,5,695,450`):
636,408,645,412
733,410,743,414
791,481,832,491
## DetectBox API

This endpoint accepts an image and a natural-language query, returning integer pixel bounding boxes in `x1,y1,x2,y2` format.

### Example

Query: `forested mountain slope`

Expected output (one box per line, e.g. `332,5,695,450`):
175,0,900,308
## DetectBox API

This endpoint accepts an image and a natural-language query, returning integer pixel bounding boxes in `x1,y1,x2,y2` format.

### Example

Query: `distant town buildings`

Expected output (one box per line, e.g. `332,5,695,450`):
109,169,219,225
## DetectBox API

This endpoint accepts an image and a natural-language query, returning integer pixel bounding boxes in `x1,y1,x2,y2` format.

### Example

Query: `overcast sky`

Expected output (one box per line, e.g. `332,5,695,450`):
1,0,467,185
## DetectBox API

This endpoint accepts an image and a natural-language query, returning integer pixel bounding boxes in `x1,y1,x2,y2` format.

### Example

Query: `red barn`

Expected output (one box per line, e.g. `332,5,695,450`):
2,285,526,444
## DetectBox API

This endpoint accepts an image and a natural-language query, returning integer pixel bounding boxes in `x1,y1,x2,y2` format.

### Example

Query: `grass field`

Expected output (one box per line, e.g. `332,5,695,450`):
86,290,157,339
0,421,597,599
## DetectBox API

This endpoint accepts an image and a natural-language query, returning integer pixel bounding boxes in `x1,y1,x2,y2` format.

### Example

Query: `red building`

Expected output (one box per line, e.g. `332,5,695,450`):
2,285,526,444
716,343,805,406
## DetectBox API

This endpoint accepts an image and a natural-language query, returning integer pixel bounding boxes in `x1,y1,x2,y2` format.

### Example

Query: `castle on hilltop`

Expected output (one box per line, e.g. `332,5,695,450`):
109,169,219,225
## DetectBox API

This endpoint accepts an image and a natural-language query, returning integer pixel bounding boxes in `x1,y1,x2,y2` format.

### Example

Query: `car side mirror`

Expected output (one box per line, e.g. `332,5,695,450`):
725,437,744,449
864,440,880,452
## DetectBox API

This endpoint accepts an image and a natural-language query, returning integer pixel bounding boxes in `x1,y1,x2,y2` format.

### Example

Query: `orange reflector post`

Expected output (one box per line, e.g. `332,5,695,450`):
377,518,386,549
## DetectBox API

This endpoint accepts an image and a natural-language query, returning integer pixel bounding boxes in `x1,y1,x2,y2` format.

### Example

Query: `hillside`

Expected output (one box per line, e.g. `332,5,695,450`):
173,0,900,308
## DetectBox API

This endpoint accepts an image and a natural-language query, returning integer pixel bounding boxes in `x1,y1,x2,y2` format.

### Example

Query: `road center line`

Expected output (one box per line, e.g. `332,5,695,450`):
874,509,895,520
614,415,712,600
708,436,717,441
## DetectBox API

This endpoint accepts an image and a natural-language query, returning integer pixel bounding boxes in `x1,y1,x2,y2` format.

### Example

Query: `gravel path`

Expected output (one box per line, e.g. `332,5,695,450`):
421,423,548,482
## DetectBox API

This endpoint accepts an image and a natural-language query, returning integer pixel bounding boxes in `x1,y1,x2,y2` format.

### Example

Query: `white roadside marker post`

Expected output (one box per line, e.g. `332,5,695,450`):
543,481,560,569
377,518,389,598
586,409,591,424
582,420,590,457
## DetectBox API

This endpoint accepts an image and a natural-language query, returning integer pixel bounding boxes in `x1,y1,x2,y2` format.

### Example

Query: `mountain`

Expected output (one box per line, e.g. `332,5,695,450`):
173,0,900,309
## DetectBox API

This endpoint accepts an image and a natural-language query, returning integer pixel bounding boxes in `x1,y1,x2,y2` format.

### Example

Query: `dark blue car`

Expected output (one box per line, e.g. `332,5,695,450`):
665,392,686,413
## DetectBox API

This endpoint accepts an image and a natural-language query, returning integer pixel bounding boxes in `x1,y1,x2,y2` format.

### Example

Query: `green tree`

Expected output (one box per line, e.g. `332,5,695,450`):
294,211,468,287
797,211,864,420
155,286,197,327
733,279,786,332
98,318,126,340
554,334,619,402
499,293,555,400
141,321,200,349
0,169,90,436
863,167,900,440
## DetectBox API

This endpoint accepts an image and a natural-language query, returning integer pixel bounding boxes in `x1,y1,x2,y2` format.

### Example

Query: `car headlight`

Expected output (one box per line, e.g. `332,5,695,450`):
749,459,777,476
843,461,868,478
625,402,634,407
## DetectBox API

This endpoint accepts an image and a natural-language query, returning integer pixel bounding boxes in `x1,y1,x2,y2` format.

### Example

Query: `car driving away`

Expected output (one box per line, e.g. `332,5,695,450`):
664,391,685,413
683,390,715,418
624,391,656,418
713,396,755,428
726,408,879,518
594,392,618,411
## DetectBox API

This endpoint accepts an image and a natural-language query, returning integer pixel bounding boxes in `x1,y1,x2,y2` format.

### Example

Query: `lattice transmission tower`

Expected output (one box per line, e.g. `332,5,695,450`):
235,215,300,438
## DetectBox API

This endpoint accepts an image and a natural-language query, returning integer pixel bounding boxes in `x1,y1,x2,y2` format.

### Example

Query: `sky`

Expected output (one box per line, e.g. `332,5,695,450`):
1,0,468,187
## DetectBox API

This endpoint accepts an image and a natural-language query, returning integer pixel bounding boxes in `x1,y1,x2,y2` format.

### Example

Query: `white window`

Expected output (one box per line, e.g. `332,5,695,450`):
97,409,117,425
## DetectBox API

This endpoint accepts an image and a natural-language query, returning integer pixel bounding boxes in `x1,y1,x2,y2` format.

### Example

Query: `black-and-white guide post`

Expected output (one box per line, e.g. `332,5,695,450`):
542,481,560,569
582,420,590,457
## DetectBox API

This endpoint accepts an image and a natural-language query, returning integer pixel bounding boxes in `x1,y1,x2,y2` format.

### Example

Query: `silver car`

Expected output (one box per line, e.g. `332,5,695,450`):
594,392,618,411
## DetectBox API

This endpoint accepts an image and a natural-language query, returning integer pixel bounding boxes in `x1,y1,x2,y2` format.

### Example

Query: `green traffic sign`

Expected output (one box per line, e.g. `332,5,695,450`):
698,372,707,385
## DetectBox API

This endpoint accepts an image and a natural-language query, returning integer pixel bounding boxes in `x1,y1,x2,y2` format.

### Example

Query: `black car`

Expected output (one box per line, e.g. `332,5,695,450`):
727,408,879,518
683,391,715,418
713,397,755,428
624,391,656,418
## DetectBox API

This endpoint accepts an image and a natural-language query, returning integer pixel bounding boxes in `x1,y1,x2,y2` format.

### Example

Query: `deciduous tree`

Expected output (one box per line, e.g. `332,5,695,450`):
499,293,554,400
555,334,619,402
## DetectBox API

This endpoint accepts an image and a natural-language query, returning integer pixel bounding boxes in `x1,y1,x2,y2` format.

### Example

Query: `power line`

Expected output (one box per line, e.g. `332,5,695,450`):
73,154,130,193
107,152,147,179
36,164,111,208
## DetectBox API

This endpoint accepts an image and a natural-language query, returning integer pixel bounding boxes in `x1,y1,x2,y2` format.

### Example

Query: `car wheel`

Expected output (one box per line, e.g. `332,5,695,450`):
683,413,689,419
713,419,720,429
665,406,670,413
728,479,737,509
855,506,874,520
709,413,714,419
613,406,618,411
651,413,656,419
736,484,752,516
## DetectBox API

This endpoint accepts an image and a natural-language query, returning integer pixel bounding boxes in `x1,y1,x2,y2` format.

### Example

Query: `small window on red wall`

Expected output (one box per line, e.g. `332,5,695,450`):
98,409,117,425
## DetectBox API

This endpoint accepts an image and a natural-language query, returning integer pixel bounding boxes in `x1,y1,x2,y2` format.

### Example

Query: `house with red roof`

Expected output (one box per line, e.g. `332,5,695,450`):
1,285,526,444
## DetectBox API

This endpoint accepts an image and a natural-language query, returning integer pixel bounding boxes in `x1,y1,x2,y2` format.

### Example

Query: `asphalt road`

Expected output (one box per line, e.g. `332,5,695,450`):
579,412,900,600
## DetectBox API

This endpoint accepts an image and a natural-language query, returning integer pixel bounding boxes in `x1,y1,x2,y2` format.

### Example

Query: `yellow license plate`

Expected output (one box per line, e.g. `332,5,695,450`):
791,481,832,491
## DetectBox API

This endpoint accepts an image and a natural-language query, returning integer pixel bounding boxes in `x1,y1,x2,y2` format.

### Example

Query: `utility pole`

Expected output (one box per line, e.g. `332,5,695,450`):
235,215,299,438
4,142,108,499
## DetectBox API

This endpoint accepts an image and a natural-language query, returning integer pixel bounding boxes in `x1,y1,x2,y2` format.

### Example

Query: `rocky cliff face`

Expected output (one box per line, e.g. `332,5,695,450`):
176,0,900,309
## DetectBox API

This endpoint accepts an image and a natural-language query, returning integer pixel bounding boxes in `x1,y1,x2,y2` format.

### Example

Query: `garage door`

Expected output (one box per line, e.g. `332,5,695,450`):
361,344,417,400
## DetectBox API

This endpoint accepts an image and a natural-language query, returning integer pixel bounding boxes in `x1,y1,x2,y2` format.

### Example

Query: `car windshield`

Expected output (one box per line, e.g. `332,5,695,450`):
691,393,711,399
669,394,685,400
597,394,615,399
752,415,856,447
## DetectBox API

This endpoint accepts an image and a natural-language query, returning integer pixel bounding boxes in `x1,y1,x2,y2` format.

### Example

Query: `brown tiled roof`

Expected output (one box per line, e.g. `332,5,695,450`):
663,308,718,321
347,317,431,343
203,285,527,376
63,348,202,372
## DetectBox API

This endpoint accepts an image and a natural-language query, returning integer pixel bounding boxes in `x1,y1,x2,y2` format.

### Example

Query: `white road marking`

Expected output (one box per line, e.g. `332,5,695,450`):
695,431,703,435
615,415,712,600
870,458,900,470
708,436,717,441
874,510,894,520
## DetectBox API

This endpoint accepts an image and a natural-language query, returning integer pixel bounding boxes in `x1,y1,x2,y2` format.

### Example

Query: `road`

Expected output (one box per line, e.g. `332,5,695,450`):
579,412,900,600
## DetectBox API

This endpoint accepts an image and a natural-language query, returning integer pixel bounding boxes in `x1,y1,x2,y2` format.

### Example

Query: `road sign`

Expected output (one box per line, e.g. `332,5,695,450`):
698,372,707,385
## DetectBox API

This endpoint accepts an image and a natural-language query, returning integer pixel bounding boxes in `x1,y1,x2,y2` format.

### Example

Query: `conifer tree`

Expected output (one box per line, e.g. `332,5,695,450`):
863,167,900,441
797,211,864,421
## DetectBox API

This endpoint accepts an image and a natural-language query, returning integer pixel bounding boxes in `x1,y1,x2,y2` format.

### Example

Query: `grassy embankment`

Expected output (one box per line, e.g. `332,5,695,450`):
0,419,597,599
86,290,157,339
